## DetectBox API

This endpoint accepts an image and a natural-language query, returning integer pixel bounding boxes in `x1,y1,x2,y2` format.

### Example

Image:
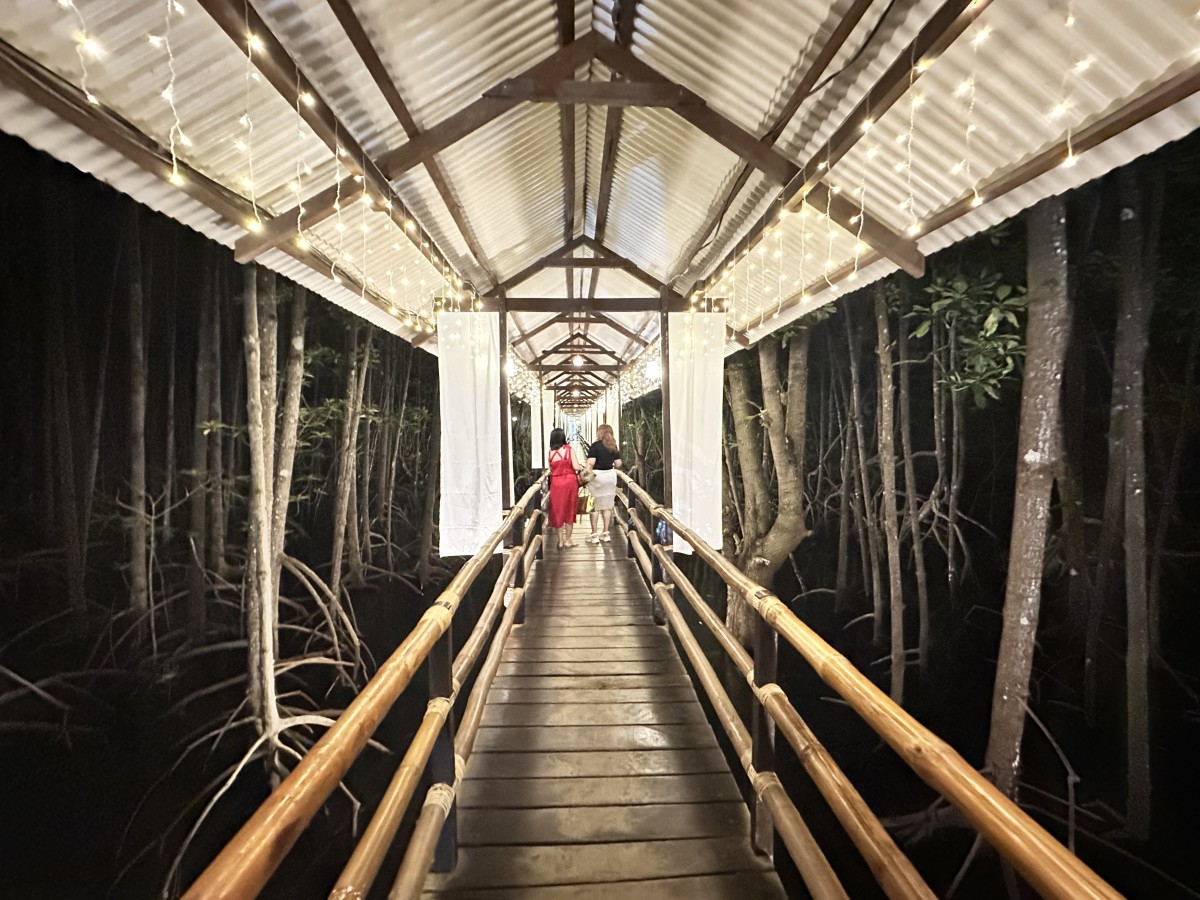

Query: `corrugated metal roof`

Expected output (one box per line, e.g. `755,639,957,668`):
2,0,1198,373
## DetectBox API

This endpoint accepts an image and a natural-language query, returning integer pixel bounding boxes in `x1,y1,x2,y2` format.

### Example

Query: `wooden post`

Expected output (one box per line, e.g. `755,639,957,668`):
428,621,457,873
653,295,672,626
659,293,673,507
509,508,526,625
751,596,779,857
498,300,514,508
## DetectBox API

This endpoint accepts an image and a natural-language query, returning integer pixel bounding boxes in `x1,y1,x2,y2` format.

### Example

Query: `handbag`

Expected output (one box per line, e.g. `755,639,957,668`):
577,465,597,485
575,488,591,516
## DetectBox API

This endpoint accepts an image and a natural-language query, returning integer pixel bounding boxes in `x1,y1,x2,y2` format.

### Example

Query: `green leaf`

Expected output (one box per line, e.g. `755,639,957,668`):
911,320,931,339
983,309,1000,336
996,284,1012,300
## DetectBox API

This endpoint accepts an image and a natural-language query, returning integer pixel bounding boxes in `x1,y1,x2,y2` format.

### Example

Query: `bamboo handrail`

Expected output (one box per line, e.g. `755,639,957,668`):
328,549,523,898
184,480,544,900
619,472,1121,900
652,545,935,900
389,588,527,900
650,584,847,900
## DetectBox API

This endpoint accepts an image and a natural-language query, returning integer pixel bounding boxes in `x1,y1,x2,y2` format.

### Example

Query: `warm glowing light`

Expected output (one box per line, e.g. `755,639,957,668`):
1051,101,1070,119
77,35,104,58
971,194,984,208
861,118,874,132
573,355,583,367
1062,153,1078,168
972,26,991,47
168,170,185,187
1074,57,1093,73
247,33,264,52
296,236,310,250
906,222,921,236
246,218,264,233
299,91,315,107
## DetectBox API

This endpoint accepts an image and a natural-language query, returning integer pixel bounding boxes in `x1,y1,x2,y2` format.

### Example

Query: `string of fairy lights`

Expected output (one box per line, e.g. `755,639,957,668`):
53,0,473,339
49,0,1129,348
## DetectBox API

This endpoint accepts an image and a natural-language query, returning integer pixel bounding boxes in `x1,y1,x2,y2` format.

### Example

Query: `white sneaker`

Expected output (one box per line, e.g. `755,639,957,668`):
600,532,611,542
589,534,601,543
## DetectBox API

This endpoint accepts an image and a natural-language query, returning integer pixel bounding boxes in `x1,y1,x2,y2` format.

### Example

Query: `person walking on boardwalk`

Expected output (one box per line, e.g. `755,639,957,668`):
585,423,622,543
546,427,580,549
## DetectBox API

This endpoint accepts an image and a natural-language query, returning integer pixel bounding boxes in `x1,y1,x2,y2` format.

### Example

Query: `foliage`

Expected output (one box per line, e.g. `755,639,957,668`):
912,269,1028,408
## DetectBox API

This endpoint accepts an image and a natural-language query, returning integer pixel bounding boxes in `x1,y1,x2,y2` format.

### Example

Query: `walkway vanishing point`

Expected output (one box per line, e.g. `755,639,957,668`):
184,476,1125,900
422,533,785,899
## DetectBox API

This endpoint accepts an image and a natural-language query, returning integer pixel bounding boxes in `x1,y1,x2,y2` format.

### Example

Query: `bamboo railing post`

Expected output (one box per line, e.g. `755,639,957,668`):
427,624,457,873
508,507,526,625
751,598,779,857
535,484,546,561
649,511,669,626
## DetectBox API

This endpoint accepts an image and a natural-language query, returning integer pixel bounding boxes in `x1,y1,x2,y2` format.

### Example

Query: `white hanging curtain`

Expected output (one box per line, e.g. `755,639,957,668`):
668,311,725,555
437,312,502,556
542,389,557,450
530,383,546,469
606,382,621,447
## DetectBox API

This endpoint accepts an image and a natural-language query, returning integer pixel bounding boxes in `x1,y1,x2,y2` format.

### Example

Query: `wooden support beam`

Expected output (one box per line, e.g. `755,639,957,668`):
758,60,1200,336
510,313,650,349
537,256,639,269
505,297,684,314
684,0,991,297
539,363,622,373
233,33,600,263
0,38,421,341
199,0,465,288
325,0,496,287
594,37,922,279
669,0,876,285
484,78,701,107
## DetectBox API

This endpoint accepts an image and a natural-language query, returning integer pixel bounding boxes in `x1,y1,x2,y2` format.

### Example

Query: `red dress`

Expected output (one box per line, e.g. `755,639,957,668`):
547,446,578,527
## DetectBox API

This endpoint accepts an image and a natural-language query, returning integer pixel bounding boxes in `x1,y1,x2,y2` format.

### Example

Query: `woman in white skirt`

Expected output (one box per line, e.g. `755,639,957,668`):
585,423,621,542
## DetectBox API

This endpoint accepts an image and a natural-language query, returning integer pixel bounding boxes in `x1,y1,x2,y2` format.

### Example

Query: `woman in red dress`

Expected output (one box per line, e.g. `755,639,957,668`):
546,427,579,549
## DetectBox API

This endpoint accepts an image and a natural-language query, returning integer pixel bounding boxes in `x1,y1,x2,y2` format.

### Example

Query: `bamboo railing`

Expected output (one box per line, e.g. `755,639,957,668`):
616,472,1122,900
183,478,547,900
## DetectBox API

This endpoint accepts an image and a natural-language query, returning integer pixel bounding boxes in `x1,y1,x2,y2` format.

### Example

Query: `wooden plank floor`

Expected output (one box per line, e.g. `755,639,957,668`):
424,525,786,899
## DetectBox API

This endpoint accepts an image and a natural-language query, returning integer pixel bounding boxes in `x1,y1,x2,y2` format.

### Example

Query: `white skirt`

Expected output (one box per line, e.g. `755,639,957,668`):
589,469,618,510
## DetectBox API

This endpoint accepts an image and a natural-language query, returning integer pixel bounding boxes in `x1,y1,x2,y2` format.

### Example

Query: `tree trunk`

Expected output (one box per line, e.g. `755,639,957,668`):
1118,164,1159,842
190,260,213,570
1149,312,1200,661
417,403,441,588
874,288,906,704
331,326,372,599
188,259,213,633
270,285,308,588
44,183,86,612
208,267,228,576
834,385,852,614
163,315,178,537
846,309,884,644
984,195,1070,799
898,309,931,677
127,208,150,632
242,267,281,749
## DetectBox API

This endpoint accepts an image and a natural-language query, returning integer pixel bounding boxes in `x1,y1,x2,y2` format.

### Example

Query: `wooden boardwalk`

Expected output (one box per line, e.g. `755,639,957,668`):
424,527,786,899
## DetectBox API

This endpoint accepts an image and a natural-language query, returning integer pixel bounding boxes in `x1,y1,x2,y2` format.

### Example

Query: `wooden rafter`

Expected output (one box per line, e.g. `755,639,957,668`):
669,0,876,286
505,297,680,314
324,0,496,286
594,36,922,279
485,79,701,107
586,0,640,309
233,32,600,263
511,313,650,349
759,59,1200,332
556,0,576,303
691,0,991,297
0,38,416,338
197,0,464,288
